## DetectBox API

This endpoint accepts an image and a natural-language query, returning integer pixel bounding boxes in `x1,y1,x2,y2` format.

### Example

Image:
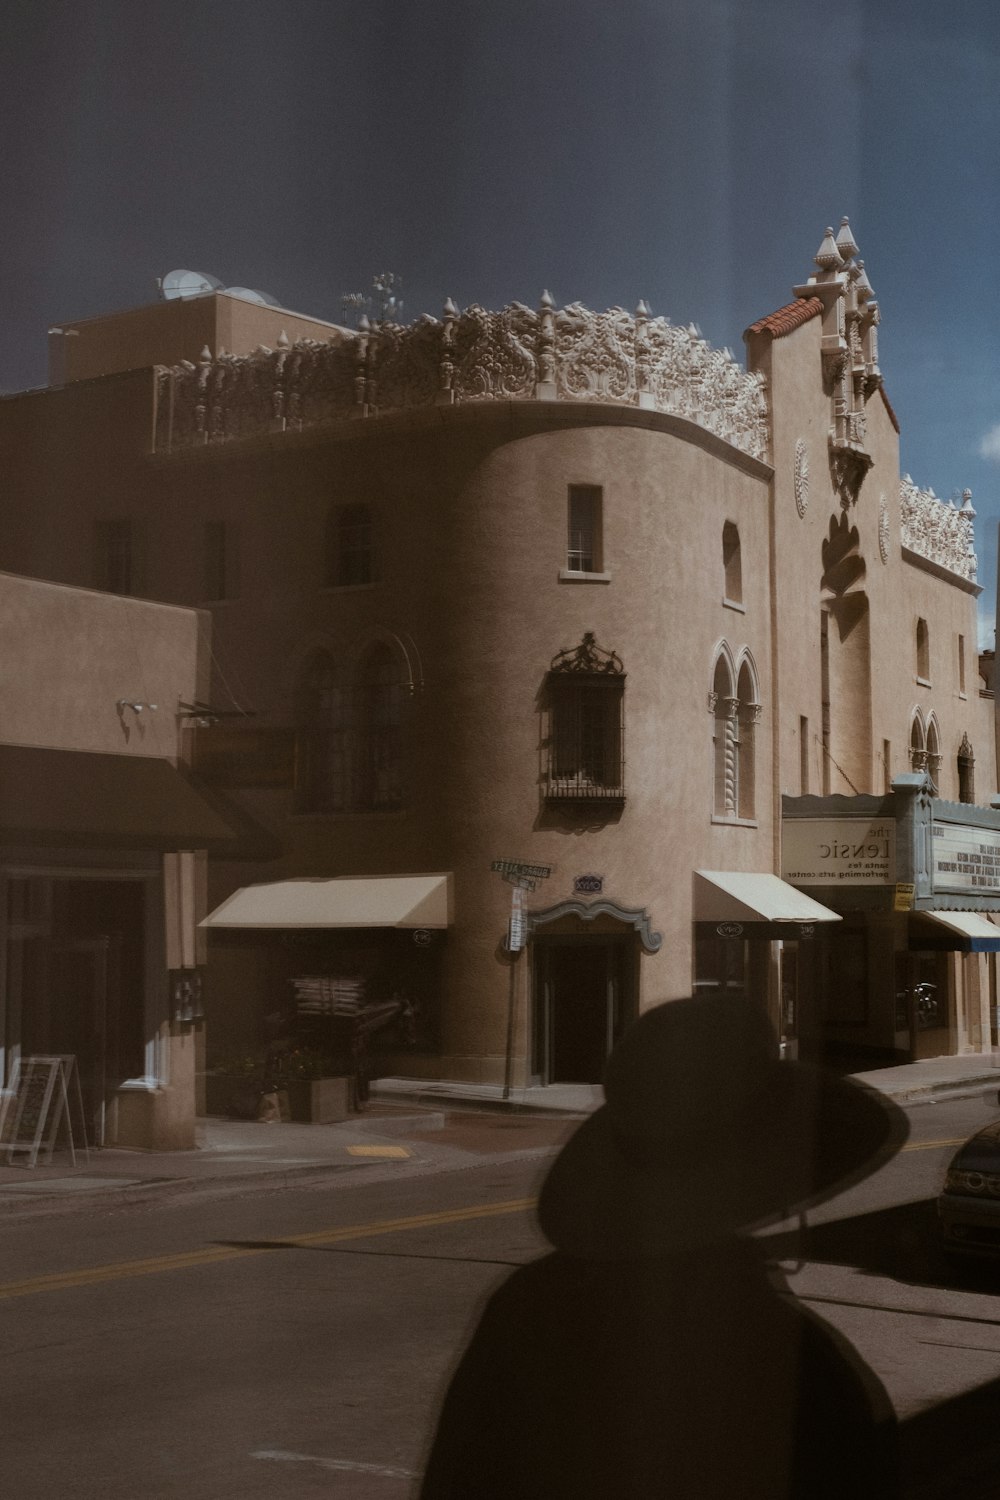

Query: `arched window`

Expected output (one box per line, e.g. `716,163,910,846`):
711,651,738,818
711,647,760,820
909,711,927,774
353,641,406,811
916,617,930,681
722,522,742,605
294,650,347,812
736,659,760,819
925,715,941,791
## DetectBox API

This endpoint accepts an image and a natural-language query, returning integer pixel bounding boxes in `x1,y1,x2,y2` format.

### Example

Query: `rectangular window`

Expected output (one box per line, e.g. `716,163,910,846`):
331,503,375,587
958,633,967,694
547,675,624,800
203,520,239,601
95,518,139,595
567,486,602,573
883,739,892,794
916,617,930,681
799,716,809,794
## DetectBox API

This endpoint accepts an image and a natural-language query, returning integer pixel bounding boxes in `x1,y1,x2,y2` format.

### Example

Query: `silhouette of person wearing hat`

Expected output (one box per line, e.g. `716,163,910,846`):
420,992,908,1499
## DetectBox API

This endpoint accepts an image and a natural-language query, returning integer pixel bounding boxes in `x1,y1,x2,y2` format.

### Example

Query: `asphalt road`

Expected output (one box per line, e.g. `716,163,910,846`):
1,1096,999,1499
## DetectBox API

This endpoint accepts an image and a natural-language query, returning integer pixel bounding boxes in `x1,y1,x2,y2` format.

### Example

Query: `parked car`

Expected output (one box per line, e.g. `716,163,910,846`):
938,1120,1000,1256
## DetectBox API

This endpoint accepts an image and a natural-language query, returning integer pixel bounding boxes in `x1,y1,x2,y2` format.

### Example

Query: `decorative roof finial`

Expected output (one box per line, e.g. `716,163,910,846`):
277,330,290,349
199,345,212,364
814,226,842,272
540,289,554,309
854,259,874,301
835,216,859,261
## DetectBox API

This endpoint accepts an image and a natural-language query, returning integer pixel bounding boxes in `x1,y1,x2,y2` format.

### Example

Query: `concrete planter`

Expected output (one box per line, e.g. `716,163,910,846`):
286,1076,353,1123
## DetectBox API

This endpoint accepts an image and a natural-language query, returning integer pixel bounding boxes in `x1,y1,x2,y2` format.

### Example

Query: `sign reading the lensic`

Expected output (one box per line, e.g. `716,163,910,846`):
933,823,1000,894
782,818,896,886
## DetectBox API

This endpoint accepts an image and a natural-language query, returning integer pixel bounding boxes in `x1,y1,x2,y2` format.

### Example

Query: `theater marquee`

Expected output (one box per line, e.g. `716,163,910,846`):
782,818,896,886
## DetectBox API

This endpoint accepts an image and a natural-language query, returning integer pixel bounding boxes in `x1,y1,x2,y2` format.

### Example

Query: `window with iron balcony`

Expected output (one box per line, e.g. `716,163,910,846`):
545,633,625,803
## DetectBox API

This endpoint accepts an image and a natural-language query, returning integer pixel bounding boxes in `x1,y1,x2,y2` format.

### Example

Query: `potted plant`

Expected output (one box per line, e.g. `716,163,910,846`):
279,1046,353,1123
202,1051,268,1119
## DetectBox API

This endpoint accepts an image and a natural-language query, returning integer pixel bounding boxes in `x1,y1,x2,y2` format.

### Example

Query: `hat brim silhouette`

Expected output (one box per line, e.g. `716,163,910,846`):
538,995,908,1259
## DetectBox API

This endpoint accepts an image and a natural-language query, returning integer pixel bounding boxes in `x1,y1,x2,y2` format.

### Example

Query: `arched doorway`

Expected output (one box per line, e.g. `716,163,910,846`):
528,903,659,1083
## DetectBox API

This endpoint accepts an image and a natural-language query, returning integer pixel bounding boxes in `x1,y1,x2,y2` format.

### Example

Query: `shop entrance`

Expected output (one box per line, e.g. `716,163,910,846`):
8,877,146,1145
532,935,634,1084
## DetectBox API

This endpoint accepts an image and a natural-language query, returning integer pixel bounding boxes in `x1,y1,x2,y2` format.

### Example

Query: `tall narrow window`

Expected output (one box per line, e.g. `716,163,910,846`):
203,520,238,601
736,661,758,819
354,641,405,811
958,733,975,804
722,522,742,605
926,716,941,791
546,634,624,802
327,503,376,587
712,653,737,817
799,717,810,794
95,518,137,595
294,652,347,813
909,713,927,774
916,618,930,681
882,739,892,794
958,633,967,694
567,486,602,573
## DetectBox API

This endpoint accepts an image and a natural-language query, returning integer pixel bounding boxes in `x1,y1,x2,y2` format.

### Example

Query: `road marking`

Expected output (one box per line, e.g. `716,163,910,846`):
901,1137,967,1152
0,1197,537,1302
346,1145,412,1158
253,1449,416,1480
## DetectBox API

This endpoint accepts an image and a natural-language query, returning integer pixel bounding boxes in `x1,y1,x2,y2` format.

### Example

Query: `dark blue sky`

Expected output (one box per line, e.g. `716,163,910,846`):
2,0,998,633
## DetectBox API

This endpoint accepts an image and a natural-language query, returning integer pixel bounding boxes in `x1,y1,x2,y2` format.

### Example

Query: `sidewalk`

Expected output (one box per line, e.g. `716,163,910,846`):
2,1053,999,1219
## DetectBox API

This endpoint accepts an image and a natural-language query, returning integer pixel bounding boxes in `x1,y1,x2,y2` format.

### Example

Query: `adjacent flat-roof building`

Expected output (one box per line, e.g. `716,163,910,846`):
0,572,233,1149
0,221,995,1104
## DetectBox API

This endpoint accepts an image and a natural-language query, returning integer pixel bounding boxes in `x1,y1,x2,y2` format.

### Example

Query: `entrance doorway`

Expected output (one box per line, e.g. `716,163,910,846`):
7,877,146,1145
532,936,634,1084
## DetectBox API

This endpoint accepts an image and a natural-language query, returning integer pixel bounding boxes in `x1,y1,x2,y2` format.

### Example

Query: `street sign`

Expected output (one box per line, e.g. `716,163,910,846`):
491,859,552,881
508,886,527,952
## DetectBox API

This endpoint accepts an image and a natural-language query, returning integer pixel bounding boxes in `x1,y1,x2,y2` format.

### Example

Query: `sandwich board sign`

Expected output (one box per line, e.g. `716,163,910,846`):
6,1055,87,1169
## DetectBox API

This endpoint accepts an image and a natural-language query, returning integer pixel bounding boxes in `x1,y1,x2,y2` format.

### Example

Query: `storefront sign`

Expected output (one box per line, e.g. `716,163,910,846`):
573,874,604,894
933,823,1000,894
893,883,915,912
782,818,896,886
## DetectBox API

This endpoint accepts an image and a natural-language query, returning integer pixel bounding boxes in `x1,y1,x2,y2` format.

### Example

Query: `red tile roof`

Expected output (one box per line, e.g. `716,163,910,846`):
744,296,823,339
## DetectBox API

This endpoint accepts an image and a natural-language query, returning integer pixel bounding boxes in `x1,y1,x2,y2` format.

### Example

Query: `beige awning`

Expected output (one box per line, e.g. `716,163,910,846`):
201,874,453,929
911,909,1000,953
694,870,841,926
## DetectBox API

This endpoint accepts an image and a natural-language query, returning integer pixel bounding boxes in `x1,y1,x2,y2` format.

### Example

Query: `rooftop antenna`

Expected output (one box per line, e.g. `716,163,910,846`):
372,271,403,323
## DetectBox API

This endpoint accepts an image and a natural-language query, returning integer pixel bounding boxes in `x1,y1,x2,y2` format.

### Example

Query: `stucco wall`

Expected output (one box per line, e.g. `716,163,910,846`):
0,571,209,761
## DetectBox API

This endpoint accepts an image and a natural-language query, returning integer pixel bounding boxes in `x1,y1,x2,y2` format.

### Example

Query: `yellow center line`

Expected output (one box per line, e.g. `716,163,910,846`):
902,1137,967,1152
0,1198,538,1302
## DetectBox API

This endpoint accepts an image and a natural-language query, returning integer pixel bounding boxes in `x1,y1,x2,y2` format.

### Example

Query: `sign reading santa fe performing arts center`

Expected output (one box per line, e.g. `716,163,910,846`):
782,819,896,886
933,822,1000,894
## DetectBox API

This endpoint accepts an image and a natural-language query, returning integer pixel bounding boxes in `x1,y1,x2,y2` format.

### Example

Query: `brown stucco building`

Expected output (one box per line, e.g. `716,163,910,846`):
0,571,232,1149
0,222,996,1105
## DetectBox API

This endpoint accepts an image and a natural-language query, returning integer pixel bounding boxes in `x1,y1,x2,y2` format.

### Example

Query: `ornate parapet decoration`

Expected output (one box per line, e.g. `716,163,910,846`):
154,294,769,462
899,475,977,583
793,218,881,507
